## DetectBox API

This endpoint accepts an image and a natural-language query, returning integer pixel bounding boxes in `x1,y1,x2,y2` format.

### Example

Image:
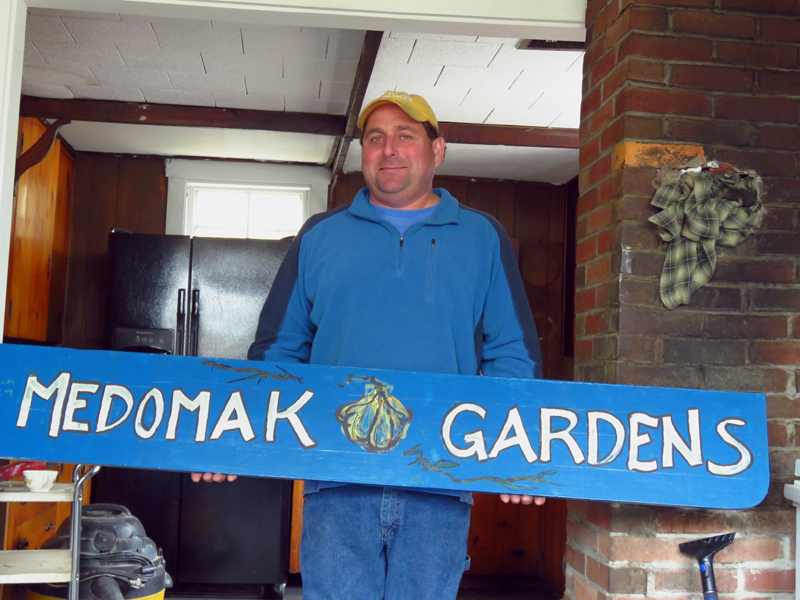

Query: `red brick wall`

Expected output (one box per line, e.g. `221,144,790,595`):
570,0,800,597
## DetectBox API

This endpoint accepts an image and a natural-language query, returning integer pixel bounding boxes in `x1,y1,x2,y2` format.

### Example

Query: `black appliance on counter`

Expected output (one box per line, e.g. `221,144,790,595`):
93,231,294,596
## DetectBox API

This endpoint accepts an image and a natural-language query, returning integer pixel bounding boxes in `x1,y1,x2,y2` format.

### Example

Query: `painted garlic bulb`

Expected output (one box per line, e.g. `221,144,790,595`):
335,380,413,453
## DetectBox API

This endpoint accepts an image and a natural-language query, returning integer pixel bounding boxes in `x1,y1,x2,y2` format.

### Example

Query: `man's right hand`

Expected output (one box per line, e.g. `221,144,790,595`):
191,472,238,482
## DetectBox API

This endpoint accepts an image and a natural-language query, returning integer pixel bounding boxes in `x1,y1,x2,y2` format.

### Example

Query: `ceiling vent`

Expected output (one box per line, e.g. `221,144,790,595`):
517,39,586,51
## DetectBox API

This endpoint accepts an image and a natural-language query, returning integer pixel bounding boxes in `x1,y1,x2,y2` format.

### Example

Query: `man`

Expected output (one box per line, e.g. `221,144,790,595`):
198,91,544,599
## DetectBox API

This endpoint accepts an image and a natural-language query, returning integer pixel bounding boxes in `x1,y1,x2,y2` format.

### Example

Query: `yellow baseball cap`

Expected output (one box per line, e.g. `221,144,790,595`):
357,91,439,131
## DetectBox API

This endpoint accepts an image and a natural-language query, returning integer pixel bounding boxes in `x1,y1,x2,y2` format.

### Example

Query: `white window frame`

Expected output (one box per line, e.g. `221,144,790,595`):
184,180,311,239
165,159,330,236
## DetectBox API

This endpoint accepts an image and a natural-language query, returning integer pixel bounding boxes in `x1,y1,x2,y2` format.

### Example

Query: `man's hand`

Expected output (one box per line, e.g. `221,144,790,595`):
191,472,238,483
500,494,545,506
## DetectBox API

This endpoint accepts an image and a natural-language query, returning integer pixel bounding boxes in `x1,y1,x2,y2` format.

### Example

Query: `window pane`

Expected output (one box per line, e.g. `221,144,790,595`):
187,184,306,239
194,190,248,231
249,193,304,237
193,227,247,238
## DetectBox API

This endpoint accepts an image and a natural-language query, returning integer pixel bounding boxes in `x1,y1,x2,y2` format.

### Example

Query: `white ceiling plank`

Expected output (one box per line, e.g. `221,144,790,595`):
476,36,520,45
326,34,366,61
27,8,121,19
408,40,501,68
142,89,215,106
25,15,76,44
22,64,98,87
364,64,443,99
212,93,285,111
389,32,477,42
485,96,563,128
245,76,320,98
168,71,247,94
301,26,365,37
150,17,244,51
23,42,48,67
550,109,581,129
90,64,171,89
21,82,75,98
286,96,348,114
119,47,205,72
35,42,127,69
437,102,493,124
61,16,159,47
242,29,328,60
437,144,580,184
511,70,583,97
283,58,358,83
70,84,145,101
58,121,335,163
436,65,521,91
201,50,282,78
319,80,352,101
373,37,415,66
211,21,301,33
489,46,584,72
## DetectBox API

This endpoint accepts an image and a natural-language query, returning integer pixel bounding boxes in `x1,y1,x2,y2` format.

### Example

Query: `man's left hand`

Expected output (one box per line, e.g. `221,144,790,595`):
499,494,546,505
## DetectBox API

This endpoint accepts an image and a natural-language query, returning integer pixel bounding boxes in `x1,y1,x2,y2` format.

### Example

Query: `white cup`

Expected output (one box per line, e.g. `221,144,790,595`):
23,470,58,491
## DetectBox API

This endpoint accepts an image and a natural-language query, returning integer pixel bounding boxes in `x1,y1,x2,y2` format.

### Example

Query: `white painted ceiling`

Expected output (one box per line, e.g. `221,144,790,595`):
21,9,584,184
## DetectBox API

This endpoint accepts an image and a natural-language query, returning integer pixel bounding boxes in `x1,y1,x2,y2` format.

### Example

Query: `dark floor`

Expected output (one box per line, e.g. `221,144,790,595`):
6,576,556,600
149,575,556,600
282,576,556,600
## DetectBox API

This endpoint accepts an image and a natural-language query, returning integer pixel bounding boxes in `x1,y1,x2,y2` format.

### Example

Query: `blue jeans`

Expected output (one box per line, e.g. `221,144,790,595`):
300,485,471,600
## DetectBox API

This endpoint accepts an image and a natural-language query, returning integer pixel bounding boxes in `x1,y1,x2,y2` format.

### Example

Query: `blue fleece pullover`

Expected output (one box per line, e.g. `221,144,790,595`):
248,187,543,380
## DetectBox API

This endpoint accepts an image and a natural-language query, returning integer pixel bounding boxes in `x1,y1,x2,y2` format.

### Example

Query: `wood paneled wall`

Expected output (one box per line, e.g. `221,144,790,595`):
332,172,574,595
62,153,167,350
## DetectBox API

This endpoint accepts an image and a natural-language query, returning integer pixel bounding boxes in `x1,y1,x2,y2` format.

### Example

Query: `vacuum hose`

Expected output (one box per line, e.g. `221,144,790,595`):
91,576,125,600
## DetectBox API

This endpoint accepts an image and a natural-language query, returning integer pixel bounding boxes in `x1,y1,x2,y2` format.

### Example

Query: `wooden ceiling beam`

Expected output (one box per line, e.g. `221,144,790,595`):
19,96,345,137
436,122,579,149
327,30,383,192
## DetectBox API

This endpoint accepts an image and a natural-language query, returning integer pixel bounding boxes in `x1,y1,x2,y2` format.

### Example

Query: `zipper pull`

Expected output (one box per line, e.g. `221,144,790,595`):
400,237,404,247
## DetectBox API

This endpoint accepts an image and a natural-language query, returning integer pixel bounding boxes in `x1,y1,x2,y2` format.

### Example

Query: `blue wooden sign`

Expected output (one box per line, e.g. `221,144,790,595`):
0,344,768,509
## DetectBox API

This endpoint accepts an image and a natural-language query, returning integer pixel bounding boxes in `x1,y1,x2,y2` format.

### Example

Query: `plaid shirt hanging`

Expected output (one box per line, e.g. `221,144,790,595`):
648,165,764,310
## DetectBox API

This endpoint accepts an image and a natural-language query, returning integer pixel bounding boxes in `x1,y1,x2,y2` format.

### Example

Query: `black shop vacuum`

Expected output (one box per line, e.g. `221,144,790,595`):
28,504,172,600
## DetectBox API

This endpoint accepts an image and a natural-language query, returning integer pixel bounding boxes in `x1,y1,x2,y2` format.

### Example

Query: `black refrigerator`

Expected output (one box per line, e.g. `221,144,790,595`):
93,231,294,596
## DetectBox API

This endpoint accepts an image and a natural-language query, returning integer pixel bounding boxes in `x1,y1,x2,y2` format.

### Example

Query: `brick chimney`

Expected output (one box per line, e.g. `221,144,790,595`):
569,0,799,598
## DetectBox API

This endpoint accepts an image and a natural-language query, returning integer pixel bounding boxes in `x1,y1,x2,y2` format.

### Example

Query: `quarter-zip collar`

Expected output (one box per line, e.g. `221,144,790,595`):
349,187,460,226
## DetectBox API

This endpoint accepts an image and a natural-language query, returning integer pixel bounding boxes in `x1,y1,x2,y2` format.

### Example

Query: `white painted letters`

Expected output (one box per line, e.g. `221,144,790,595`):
628,412,660,473
63,382,100,433
488,407,537,463
96,385,135,433
662,409,703,468
540,408,585,464
210,391,256,442
587,411,625,466
17,372,72,438
135,388,165,440
167,390,211,442
441,403,488,461
264,390,317,449
707,418,752,476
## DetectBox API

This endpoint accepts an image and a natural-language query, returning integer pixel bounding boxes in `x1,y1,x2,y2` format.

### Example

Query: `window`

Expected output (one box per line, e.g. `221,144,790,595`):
165,159,328,237
185,182,309,239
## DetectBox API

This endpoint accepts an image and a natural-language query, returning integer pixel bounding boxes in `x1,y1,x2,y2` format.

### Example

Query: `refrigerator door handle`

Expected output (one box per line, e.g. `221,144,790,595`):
190,289,200,356
176,289,186,355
